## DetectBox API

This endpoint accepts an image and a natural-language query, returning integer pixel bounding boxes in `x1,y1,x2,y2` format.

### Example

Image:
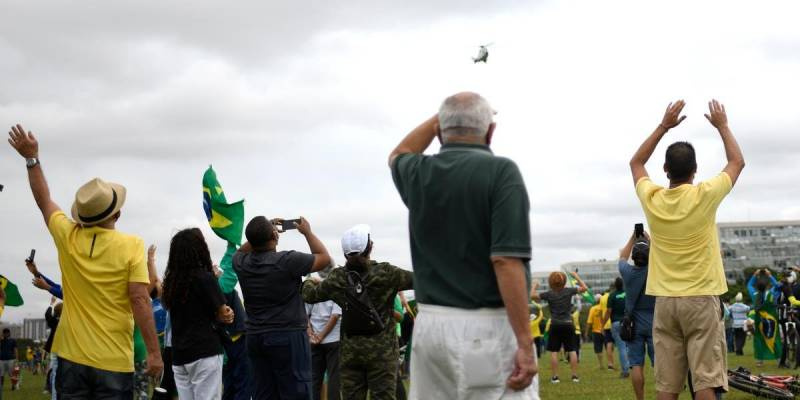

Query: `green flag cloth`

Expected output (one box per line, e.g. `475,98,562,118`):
568,273,595,305
0,274,24,307
203,166,245,245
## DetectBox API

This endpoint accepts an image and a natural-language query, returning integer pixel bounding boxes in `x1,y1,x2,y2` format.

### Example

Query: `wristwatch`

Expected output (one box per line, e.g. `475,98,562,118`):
26,157,40,169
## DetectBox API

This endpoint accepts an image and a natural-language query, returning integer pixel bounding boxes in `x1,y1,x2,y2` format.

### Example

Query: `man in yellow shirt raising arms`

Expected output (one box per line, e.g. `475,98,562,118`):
629,100,745,400
7,124,163,399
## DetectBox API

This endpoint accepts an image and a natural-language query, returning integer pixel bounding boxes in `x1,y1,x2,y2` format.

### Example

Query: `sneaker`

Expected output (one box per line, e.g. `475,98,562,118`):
572,375,580,383
620,372,630,379
551,376,560,384
607,364,615,370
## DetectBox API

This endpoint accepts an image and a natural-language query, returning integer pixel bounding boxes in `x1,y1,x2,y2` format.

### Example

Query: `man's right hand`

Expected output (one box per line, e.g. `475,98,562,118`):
507,345,537,391
660,100,687,130
144,352,164,378
704,99,728,130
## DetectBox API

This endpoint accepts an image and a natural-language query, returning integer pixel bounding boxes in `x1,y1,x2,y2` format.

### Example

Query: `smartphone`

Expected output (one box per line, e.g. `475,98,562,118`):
634,223,644,238
26,249,36,263
282,219,301,231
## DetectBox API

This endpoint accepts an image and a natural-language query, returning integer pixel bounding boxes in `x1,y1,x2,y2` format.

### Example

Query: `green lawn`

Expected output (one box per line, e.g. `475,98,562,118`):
1,368,49,400
540,340,798,399
3,344,797,400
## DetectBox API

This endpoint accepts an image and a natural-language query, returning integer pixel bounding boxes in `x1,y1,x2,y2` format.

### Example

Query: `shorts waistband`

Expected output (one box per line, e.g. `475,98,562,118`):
418,303,507,318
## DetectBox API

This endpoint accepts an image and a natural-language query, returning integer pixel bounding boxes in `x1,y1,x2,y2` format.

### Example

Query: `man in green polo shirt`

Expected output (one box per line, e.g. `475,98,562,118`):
388,92,538,399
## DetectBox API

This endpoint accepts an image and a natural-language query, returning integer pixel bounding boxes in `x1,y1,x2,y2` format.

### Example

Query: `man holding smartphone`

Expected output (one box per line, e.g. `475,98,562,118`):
629,100,745,400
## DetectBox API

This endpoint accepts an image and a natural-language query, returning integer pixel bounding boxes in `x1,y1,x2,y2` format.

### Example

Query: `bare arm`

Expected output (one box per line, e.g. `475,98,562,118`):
629,101,687,185
146,245,161,297
619,234,635,261
8,125,61,223
529,281,541,301
492,256,537,390
317,314,340,342
705,99,745,186
295,217,332,273
388,114,439,167
128,282,164,377
570,271,588,293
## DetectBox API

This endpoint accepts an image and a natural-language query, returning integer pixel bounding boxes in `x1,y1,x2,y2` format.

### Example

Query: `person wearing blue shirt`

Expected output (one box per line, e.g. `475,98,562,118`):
618,230,655,400
729,293,750,356
25,260,62,300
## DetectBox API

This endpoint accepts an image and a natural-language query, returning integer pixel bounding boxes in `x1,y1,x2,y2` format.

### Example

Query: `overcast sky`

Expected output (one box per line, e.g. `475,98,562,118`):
2,0,799,322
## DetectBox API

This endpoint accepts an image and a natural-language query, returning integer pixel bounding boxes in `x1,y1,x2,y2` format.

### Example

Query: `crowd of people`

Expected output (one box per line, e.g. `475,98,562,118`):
0,92,763,400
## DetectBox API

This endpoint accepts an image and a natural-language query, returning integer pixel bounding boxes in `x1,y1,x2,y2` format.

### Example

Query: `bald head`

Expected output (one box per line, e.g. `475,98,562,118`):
438,92,494,141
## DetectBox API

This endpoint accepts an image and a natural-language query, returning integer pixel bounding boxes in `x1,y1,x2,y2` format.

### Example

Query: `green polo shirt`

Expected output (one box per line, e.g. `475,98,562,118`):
391,143,531,309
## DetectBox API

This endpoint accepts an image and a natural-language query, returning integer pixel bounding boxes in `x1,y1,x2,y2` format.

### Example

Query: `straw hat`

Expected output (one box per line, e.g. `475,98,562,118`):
71,178,127,226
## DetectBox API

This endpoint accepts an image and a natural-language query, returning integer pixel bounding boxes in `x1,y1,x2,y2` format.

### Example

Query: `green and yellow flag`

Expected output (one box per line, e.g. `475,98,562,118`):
203,166,244,245
568,272,595,305
0,274,24,307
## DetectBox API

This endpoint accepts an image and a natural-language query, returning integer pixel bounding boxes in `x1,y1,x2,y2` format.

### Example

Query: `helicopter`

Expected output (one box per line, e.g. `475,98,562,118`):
472,43,493,63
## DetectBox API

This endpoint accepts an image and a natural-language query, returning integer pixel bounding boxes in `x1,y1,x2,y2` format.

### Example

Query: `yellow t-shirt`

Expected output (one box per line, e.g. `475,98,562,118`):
599,293,611,330
572,311,581,334
636,173,732,297
529,302,543,338
0,303,4,318
26,348,33,361
48,211,149,373
586,304,604,334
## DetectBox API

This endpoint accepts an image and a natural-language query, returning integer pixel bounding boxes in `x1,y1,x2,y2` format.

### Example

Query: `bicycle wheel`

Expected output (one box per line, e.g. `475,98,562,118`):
728,374,795,400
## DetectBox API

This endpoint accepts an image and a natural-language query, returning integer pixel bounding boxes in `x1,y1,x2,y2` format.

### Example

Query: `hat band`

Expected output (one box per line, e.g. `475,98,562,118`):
79,189,118,223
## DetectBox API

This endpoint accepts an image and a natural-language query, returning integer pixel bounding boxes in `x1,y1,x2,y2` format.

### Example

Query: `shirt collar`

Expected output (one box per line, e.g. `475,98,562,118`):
439,143,493,155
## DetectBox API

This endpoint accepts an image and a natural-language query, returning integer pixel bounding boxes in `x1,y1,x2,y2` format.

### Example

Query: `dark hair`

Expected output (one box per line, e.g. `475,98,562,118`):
345,241,373,271
54,302,63,318
664,142,697,182
755,278,767,292
162,228,213,310
2,328,9,334
614,277,623,292
245,216,274,248
632,241,650,267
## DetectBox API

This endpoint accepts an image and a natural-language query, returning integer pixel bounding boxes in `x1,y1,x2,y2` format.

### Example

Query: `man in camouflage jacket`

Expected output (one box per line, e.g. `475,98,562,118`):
302,224,413,400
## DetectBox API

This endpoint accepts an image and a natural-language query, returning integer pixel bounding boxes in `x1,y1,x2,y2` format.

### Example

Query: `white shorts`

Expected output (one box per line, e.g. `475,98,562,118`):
409,304,540,400
172,354,223,400
0,359,15,377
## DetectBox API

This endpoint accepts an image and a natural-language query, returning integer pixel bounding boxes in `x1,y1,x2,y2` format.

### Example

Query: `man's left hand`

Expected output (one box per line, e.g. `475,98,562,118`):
507,345,537,391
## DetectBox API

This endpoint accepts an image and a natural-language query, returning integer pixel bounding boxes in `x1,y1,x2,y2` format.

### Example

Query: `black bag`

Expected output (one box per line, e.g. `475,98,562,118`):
620,281,645,342
341,269,385,336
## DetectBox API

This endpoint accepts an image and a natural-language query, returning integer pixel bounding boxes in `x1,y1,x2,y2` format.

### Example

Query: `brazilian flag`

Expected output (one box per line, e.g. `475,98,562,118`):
203,166,245,245
568,273,595,305
0,274,24,307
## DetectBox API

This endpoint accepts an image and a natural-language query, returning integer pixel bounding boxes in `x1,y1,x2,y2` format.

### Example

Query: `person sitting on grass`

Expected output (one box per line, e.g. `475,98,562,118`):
530,271,587,384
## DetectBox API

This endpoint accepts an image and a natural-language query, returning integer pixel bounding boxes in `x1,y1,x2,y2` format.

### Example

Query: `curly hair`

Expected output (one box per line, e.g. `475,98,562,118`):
161,228,214,310
548,272,567,291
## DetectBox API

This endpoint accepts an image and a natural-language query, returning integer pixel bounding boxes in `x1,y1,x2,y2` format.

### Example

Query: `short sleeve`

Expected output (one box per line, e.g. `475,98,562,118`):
566,287,579,297
390,153,420,205
198,273,226,314
47,211,76,249
283,251,315,278
539,291,551,302
699,172,733,208
331,302,342,316
490,161,532,259
128,238,149,284
635,177,660,203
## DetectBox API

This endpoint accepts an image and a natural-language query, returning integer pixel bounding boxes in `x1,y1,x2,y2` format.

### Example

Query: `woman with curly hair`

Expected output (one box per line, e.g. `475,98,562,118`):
162,228,233,400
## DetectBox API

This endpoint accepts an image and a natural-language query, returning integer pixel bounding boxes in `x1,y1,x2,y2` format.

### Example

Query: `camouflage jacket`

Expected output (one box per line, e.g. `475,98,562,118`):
302,261,413,364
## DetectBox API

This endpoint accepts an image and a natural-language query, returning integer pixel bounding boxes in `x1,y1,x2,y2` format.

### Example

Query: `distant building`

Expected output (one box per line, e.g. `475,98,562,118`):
719,220,800,280
531,270,552,292
561,259,620,294
22,318,48,341
0,323,23,338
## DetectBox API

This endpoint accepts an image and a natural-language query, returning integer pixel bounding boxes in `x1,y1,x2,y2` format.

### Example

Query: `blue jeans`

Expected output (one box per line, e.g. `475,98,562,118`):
247,330,312,400
725,327,735,353
626,328,654,367
611,321,630,374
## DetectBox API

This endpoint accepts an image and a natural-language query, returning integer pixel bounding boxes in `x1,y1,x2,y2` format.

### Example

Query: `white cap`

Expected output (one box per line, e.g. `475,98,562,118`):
342,224,371,255
789,272,797,284
735,292,743,302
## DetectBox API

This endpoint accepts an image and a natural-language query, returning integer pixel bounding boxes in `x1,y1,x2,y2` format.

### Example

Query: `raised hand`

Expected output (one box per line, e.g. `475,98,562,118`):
25,260,39,277
704,99,728,130
295,217,312,236
8,124,38,158
32,277,51,291
147,245,156,260
660,100,687,130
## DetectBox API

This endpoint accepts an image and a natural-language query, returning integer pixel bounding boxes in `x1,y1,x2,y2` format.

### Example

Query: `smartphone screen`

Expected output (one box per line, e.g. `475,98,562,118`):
282,219,300,230
634,223,644,238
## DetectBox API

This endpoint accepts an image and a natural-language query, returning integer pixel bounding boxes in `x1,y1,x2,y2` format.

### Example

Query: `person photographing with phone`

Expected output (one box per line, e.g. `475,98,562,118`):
234,216,332,399
617,225,656,400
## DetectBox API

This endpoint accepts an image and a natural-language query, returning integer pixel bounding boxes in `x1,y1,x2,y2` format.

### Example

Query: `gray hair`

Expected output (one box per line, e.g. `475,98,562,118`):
438,92,493,138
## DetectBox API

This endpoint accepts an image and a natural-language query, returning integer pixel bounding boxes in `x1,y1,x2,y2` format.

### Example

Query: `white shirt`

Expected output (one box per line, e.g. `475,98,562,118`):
306,300,342,344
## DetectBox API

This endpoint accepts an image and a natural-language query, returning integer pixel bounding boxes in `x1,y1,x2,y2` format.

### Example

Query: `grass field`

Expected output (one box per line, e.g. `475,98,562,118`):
1,343,797,399
540,340,797,399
